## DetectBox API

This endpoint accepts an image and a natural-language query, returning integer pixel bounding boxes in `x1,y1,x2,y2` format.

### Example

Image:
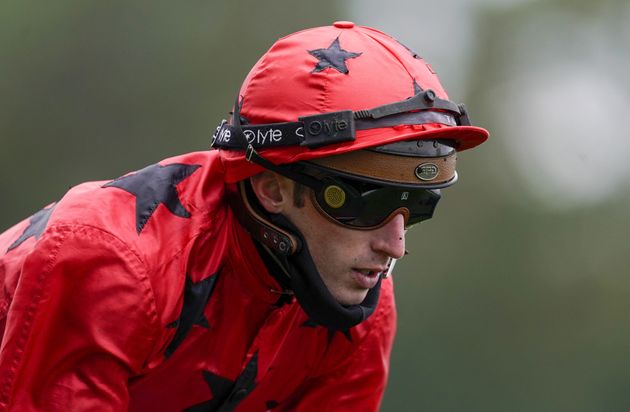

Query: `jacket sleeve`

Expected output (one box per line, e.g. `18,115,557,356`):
289,279,397,412
0,224,159,412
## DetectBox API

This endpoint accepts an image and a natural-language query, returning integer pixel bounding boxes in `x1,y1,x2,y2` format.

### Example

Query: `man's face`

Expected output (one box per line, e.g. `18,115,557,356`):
280,182,406,306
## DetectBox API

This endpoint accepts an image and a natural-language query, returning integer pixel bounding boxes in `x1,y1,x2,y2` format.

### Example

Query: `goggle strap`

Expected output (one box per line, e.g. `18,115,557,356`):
245,145,324,191
356,89,463,121
211,89,472,151
356,110,458,130
212,119,308,149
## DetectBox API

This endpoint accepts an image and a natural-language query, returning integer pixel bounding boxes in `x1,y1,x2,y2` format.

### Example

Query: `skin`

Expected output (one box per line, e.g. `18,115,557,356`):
250,171,406,305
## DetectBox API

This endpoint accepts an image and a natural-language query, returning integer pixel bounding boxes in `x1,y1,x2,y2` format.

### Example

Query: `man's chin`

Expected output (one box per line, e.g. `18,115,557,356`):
335,289,369,306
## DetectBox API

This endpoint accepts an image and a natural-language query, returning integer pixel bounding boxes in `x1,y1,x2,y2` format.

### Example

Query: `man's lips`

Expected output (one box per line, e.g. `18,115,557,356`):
351,268,386,289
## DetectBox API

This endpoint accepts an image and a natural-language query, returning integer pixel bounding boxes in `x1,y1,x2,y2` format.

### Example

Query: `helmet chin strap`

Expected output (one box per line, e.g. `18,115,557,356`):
266,213,382,331
229,181,382,331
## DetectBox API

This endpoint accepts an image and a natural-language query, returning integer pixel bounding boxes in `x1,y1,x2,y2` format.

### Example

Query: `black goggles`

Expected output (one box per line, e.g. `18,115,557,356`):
247,148,440,229
310,173,441,229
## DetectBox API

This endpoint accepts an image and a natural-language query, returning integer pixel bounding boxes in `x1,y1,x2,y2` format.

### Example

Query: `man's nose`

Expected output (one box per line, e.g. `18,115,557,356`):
370,213,406,259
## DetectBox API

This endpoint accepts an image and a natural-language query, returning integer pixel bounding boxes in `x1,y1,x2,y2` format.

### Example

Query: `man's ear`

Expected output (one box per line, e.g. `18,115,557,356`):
249,171,292,214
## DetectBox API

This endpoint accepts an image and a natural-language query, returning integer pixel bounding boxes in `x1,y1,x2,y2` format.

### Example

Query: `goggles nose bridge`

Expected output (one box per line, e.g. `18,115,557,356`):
379,207,411,230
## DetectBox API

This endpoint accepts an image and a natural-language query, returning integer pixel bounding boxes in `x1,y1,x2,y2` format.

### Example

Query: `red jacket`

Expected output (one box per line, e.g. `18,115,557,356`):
0,150,396,411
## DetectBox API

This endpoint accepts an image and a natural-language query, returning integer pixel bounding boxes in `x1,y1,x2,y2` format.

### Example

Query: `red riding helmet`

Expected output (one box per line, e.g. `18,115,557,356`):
213,21,488,183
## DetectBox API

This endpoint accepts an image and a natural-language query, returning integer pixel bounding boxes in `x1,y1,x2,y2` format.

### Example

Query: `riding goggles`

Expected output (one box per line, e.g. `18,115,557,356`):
246,148,441,229
310,173,442,229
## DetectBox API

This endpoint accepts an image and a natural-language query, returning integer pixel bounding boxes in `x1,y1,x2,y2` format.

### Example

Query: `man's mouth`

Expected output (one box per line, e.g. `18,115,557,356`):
357,269,380,276
351,268,384,289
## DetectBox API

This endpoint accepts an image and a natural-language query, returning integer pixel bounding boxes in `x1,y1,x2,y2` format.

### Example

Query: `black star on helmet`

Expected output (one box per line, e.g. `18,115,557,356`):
308,37,362,74
165,271,220,357
7,203,57,252
102,163,200,234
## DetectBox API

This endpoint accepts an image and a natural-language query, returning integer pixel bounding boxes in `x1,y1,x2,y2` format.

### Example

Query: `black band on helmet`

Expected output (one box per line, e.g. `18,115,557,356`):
356,110,457,130
211,89,471,151
212,110,356,150
353,88,461,120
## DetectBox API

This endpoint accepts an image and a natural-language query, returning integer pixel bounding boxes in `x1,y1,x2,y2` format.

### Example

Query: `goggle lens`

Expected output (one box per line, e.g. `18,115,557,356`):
312,176,441,229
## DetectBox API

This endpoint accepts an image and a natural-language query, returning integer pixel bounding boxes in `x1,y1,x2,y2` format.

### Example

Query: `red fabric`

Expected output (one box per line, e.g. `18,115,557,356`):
0,150,396,411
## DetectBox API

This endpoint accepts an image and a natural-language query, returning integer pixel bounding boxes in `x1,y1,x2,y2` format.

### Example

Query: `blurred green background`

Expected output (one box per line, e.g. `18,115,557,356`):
2,1,629,410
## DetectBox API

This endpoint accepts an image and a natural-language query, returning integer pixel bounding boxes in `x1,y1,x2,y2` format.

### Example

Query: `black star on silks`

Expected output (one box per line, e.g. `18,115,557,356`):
184,352,259,412
102,163,201,234
184,371,234,412
308,37,362,74
301,319,353,344
266,400,280,410
301,319,319,329
165,272,219,357
7,203,57,252
272,293,294,308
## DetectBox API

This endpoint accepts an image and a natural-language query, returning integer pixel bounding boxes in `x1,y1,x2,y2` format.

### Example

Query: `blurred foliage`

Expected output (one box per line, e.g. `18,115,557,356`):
0,0,342,226
2,1,629,411
382,1,630,411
